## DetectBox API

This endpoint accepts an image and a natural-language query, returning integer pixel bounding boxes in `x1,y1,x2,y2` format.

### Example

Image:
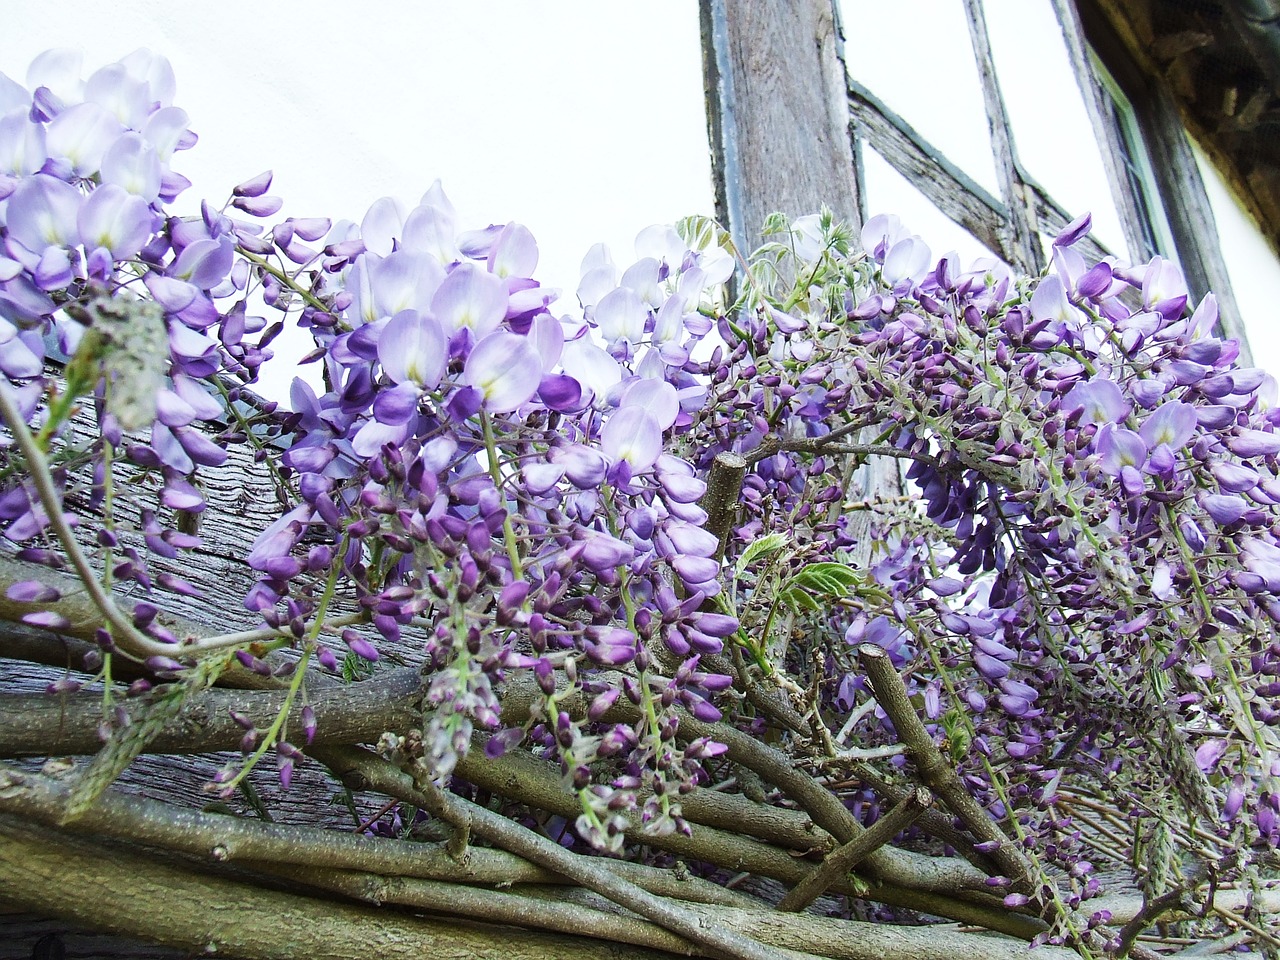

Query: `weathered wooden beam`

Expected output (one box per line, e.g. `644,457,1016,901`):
701,0,861,255
1140,84,1252,362
962,0,1045,274
1050,0,1163,263
846,79,1009,261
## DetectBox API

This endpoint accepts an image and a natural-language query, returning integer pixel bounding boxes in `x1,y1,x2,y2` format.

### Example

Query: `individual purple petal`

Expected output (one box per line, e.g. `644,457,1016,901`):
234,171,273,197
672,554,720,586
1053,212,1092,248
1202,493,1249,526
100,132,161,202
553,444,608,488
1228,428,1280,458
1129,377,1168,409
0,326,46,378
665,522,720,559
372,381,422,425
174,425,229,467
33,247,72,290
352,417,410,458
521,461,565,495
432,261,508,337
154,388,197,428
378,309,446,388
1197,405,1237,430
247,504,311,571
594,286,648,343
171,236,234,289
1189,292,1219,339
77,183,152,259
489,222,538,279
1063,378,1129,426
401,200,459,264
622,378,680,430
560,337,621,402
601,406,662,471
463,331,543,413
171,375,224,421
361,195,406,257
371,250,445,318
1142,256,1188,318
289,217,331,242
1194,738,1227,773
6,173,81,252
538,374,583,412
46,101,122,175
232,194,283,217
1097,424,1148,476
83,62,149,126
579,533,635,573
860,213,905,263
0,111,46,178
1212,460,1259,494
882,236,931,285
1138,400,1196,451
1030,274,1077,325
22,610,71,630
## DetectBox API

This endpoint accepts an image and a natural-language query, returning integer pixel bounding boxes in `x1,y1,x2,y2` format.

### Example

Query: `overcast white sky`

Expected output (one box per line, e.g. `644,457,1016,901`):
4,0,1279,392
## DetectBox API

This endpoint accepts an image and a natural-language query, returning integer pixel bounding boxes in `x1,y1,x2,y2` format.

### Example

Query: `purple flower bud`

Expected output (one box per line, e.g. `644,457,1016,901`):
692,612,738,638
234,171,274,197
588,689,620,721
301,705,316,745
686,697,721,722
578,534,635,574
685,736,729,759
1229,428,1280,458
19,608,71,630
535,659,556,696
6,580,60,603
1201,493,1249,526
232,194,283,217
1211,460,1259,493
671,555,720,587
145,655,185,674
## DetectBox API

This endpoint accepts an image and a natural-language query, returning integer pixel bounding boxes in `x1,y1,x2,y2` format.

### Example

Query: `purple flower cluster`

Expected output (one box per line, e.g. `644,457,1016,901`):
0,50,265,616
6,46,1280,898
688,205,1280,897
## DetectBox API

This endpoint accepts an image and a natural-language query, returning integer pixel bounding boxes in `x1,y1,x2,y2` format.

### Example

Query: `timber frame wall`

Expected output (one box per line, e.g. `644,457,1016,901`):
701,0,1257,361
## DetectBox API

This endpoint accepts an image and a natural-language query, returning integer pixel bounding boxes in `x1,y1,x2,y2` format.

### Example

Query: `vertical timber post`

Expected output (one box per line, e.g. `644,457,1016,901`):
700,0,896,570
700,0,862,256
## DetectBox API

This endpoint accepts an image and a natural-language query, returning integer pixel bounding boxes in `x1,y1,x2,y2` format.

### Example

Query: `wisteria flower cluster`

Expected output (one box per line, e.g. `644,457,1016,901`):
2,47,1279,955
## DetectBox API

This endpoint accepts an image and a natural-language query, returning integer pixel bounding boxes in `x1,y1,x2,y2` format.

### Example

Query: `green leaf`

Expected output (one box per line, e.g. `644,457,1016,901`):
778,562,863,614
761,211,791,237
735,532,789,579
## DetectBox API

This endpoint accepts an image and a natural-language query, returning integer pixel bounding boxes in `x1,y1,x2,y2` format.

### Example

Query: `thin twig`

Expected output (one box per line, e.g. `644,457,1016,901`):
777,787,933,912
320,744,792,960
1115,888,1195,958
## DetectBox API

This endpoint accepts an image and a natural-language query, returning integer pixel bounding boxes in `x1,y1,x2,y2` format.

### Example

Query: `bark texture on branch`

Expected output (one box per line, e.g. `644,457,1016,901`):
0,815,686,960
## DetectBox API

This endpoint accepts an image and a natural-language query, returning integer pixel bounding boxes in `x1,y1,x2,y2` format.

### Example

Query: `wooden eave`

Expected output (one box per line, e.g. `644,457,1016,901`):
1079,0,1280,258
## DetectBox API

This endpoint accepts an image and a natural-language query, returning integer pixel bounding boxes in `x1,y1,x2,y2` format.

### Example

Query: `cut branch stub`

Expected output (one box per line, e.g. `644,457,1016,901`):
700,451,747,559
